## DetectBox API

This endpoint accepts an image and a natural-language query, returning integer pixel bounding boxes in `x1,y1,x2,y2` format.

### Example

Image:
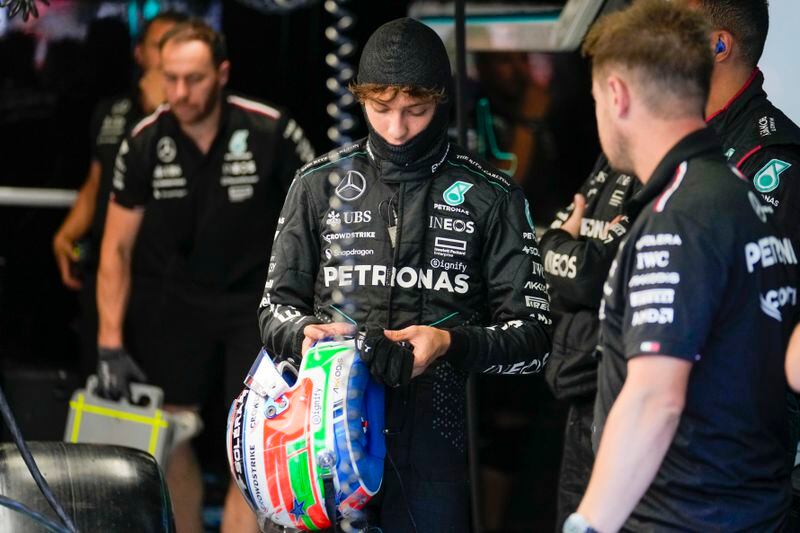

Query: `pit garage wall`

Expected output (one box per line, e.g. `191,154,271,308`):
761,0,799,123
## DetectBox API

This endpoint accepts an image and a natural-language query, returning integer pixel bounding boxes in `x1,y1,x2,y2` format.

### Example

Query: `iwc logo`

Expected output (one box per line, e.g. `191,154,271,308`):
229,129,249,156
335,170,367,202
157,136,177,163
754,159,791,194
443,181,473,206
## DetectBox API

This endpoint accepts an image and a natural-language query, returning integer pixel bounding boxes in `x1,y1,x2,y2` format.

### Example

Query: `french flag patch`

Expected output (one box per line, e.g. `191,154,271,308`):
640,341,661,353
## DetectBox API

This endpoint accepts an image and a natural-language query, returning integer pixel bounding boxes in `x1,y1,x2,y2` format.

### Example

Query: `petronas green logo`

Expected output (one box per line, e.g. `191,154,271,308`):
753,159,791,194
524,199,535,231
724,148,735,160
443,181,473,206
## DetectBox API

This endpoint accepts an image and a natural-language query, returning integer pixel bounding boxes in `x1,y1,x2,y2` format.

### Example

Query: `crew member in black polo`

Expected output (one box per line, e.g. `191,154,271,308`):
566,2,798,532
52,12,186,376
96,20,313,533
694,0,800,244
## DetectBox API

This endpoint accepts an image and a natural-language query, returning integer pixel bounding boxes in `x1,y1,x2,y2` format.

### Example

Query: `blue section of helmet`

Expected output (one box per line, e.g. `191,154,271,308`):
333,352,385,500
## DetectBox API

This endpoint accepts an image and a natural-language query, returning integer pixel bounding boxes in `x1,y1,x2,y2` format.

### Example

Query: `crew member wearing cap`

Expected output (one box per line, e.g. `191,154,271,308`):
257,17,552,531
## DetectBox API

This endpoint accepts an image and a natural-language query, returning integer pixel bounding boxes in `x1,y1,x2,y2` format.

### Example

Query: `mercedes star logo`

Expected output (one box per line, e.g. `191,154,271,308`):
157,136,177,163
335,170,367,202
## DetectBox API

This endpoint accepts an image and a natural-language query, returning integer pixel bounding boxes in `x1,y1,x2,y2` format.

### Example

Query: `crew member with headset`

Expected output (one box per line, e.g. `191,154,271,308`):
567,1,798,531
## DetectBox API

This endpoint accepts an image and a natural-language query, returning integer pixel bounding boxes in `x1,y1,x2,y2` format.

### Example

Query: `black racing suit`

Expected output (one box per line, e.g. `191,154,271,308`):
708,68,800,461
708,68,800,243
258,137,552,532
539,155,640,527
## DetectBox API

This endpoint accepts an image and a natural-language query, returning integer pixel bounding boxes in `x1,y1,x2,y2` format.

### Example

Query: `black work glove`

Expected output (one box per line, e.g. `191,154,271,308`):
97,347,147,402
356,327,414,387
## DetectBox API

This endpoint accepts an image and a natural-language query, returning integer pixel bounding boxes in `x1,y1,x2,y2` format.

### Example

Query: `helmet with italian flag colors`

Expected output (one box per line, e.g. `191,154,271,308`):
225,338,385,531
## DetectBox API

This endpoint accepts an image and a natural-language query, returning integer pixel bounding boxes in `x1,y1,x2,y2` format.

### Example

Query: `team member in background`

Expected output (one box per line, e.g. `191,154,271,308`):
257,18,551,532
696,0,800,243
540,154,640,529
695,0,800,466
52,11,186,376
97,20,313,533
567,1,798,531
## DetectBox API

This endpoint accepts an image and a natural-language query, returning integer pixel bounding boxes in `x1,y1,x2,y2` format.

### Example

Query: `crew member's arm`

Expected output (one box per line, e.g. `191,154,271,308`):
540,156,634,310
577,356,690,531
786,323,800,392
432,188,552,375
739,146,800,243
53,160,102,289
97,203,143,347
540,192,629,310
96,138,150,348
258,175,330,362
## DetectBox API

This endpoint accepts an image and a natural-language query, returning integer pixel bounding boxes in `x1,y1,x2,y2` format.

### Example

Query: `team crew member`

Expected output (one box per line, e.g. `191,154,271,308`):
694,0,800,465
52,12,185,375
696,0,800,244
567,2,798,532
540,154,640,527
97,20,313,533
257,18,551,531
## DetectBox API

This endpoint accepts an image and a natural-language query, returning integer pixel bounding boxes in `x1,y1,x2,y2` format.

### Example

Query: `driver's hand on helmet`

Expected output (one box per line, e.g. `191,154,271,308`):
302,322,356,356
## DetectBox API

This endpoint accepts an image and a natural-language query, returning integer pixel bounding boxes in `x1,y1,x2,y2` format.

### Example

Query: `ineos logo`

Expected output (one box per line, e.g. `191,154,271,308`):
335,170,367,202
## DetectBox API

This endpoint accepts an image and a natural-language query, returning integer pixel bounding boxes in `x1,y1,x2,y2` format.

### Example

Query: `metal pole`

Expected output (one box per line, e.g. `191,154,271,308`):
453,6,481,531
0,187,76,208
454,0,467,147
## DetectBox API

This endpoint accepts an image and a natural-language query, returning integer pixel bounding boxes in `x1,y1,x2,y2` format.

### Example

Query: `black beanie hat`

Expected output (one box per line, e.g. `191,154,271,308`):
358,17,452,94
357,18,452,168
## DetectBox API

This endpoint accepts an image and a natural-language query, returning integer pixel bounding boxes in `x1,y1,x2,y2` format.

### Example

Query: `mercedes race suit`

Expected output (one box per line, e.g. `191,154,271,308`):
257,138,552,480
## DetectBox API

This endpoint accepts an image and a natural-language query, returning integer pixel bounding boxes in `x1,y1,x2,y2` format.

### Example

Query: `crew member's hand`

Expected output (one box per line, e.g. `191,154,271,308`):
139,69,166,113
356,327,415,387
561,193,587,238
384,326,451,379
97,346,147,402
52,231,81,290
302,322,356,356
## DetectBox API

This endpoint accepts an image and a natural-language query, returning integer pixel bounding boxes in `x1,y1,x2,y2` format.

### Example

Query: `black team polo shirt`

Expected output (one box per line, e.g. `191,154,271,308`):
595,128,799,531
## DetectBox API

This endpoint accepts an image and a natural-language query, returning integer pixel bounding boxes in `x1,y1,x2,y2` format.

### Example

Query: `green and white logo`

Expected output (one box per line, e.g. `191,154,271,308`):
229,129,249,156
443,181,473,206
524,199,535,231
724,148,735,160
753,159,791,194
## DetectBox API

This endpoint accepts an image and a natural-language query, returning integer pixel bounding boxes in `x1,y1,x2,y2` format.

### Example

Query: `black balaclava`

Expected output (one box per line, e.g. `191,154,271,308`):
357,17,452,167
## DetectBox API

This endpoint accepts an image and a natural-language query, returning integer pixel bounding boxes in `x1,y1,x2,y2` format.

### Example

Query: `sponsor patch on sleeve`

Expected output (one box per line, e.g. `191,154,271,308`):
753,159,791,194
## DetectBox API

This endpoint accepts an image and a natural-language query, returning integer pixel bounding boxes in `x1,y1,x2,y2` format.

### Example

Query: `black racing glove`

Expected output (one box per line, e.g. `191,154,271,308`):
356,327,414,387
97,347,147,402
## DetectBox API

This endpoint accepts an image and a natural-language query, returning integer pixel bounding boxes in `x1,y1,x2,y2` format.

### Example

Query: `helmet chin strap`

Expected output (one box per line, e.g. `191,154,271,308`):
244,348,292,399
